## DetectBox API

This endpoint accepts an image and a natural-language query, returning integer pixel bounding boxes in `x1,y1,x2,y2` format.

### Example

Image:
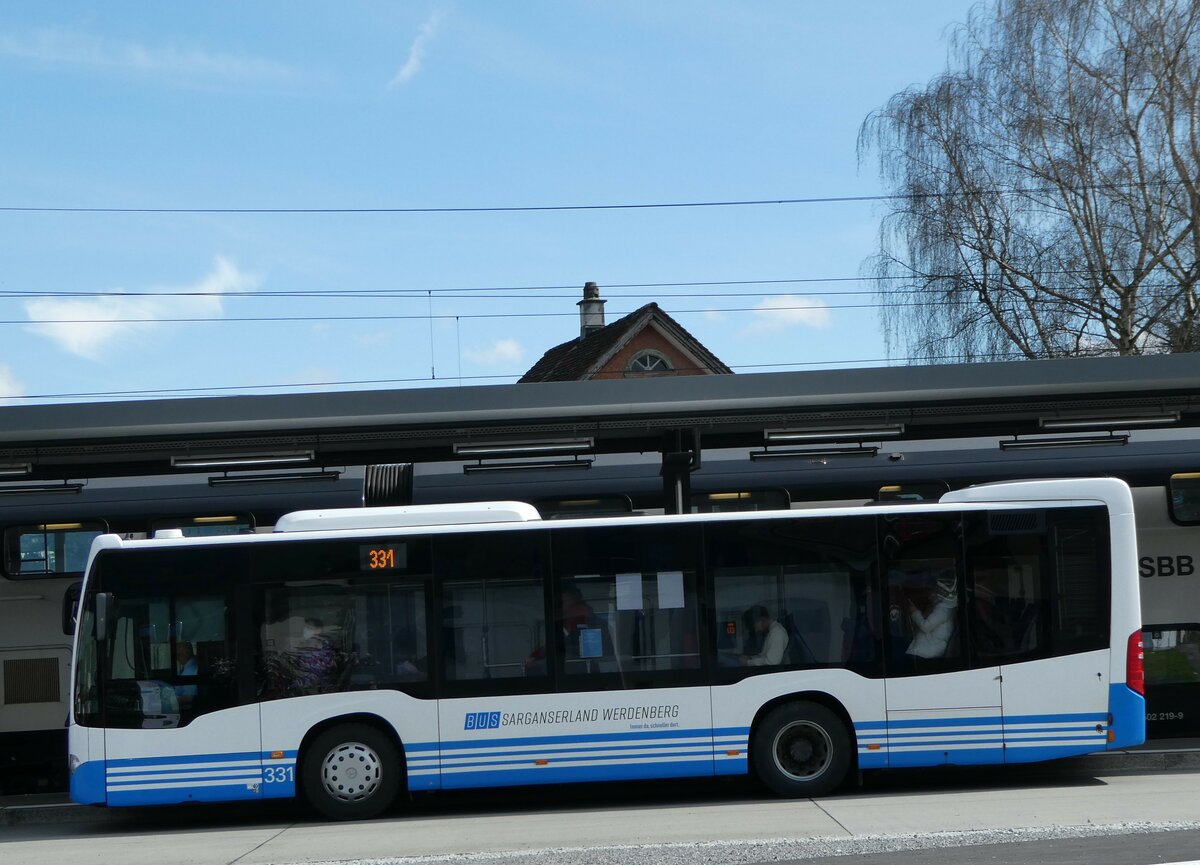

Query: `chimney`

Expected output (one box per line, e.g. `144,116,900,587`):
577,281,606,338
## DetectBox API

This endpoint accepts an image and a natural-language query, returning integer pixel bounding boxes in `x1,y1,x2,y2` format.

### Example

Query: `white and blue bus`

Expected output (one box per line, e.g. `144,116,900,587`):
68,477,1145,820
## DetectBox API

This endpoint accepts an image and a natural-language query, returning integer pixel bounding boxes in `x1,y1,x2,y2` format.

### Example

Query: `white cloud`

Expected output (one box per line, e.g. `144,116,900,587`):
0,29,300,85
465,338,523,365
24,257,258,360
388,9,447,88
354,329,397,347
741,296,833,334
0,364,25,405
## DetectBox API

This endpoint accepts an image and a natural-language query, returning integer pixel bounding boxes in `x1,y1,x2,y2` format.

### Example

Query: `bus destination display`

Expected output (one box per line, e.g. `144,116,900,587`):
360,543,406,571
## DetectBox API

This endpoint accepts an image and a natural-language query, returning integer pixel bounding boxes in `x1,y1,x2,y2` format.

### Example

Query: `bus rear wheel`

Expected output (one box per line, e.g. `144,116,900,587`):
301,723,402,821
753,701,850,798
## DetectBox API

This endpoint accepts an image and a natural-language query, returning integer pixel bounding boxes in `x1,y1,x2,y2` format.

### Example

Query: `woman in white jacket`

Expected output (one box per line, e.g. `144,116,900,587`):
906,578,958,659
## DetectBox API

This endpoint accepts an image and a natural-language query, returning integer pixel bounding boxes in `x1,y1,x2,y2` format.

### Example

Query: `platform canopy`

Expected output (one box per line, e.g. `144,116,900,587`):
1,354,1198,480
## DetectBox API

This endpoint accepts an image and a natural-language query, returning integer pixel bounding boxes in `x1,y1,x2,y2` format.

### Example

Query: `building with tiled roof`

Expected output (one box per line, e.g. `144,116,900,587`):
518,283,733,382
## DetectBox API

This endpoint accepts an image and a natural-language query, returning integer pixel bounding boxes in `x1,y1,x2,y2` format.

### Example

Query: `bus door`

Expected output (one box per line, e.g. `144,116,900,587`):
968,508,1111,762
101,587,262,806
882,513,1005,767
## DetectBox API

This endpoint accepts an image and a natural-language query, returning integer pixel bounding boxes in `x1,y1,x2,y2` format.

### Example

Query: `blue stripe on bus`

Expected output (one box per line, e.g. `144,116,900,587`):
103,750,261,769
440,758,716,790
882,729,1101,743
888,734,1104,749
441,748,724,772
1005,742,1109,763
105,767,260,777
855,711,1107,733
887,747,1005,767
108,783,263,807
434,741,739,762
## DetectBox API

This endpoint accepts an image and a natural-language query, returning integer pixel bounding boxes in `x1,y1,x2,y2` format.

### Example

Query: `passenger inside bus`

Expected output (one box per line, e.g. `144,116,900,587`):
904,577,958,660
738,605,790,666
174,641,198,704
526,583,597,671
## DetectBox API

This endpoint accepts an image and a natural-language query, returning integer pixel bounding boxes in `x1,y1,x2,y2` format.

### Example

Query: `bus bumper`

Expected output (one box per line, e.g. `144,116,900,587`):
1107,683,1147,750
69,759,106,805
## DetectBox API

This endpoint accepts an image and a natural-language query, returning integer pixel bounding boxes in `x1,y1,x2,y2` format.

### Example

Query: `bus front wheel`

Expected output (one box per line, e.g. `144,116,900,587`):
300,723,402,820
753,701,850,798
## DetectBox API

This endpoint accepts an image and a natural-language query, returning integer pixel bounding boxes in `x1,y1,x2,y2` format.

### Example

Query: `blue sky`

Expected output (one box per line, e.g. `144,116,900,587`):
1,1,974,404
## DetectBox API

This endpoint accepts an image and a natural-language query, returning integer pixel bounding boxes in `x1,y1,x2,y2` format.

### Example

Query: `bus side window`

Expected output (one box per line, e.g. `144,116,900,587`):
551,525,702,679
706,516,878,675
435,532,547,686
964,512,1046,663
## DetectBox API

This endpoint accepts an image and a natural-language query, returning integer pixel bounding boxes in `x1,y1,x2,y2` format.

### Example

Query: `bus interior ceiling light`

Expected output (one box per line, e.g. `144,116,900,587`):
453,438,595,458
1039,413,1180,430
207,469,341,487
462,458,594,475
0,462,32,478
1000,433,1130,451
172,450,315,469
0,481,85,496
749,446,880,461
763,425,903,444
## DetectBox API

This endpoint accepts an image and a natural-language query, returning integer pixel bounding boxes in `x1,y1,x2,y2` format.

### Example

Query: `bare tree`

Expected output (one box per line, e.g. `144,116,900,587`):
860,0,1200,361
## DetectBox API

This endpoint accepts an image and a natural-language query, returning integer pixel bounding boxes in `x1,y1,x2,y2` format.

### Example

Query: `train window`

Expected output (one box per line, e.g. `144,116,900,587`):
151,515,255,537
4,521,106,579
876,483,950,503
1169,474,1200,525
1142,626,1200,687
691,490,790,513
533,496,633,519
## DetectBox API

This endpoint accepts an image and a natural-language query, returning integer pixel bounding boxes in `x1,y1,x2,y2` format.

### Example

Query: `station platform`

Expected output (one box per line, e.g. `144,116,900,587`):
2,739,1197,828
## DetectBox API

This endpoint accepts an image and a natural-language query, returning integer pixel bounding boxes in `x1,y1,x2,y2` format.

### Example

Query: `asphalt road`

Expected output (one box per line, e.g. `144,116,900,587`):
2,767,1199,865
791,831,1200,865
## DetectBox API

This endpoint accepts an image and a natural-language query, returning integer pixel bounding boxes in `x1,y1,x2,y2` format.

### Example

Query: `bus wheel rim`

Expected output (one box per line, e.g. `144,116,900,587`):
320,741,383,803
772,720,832,782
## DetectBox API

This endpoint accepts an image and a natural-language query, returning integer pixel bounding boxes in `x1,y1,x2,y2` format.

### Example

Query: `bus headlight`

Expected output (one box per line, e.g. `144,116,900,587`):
69,754,80,775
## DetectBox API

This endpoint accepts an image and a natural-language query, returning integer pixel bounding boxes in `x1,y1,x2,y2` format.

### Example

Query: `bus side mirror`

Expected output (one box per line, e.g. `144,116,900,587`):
95,592,112,642
62,581,83,635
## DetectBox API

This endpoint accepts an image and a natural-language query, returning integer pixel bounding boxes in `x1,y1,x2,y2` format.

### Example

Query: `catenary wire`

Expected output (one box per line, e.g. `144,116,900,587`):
1,269,1187,300
5,289,1180,326
0,181,1181,214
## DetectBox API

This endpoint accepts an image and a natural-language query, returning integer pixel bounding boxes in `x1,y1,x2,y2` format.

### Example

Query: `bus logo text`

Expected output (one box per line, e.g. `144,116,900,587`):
464,711,502,730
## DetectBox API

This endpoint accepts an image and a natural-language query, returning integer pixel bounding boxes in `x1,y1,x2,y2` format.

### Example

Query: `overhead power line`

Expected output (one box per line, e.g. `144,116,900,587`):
8,289,1185,327
0,181,1182,216
0,269,1184,300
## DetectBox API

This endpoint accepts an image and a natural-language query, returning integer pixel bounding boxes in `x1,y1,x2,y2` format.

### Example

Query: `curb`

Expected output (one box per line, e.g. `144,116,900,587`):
1069,747,1200,773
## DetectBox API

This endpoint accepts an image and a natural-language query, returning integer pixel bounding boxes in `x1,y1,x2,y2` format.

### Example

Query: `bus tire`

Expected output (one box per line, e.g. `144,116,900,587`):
300,723,402,821
753,701,850,798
